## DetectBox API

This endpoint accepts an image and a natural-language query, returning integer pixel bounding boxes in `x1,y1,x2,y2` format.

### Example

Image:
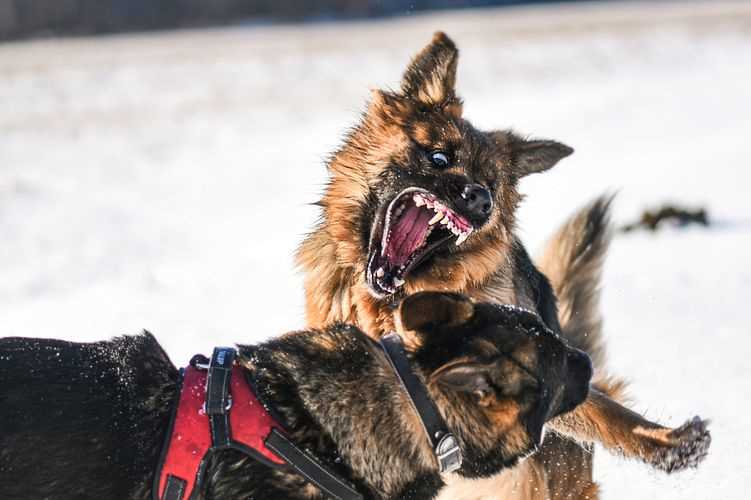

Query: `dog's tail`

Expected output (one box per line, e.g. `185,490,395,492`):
537,194,614,378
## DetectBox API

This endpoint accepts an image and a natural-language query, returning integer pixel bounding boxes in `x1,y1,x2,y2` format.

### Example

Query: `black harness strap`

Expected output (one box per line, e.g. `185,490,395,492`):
265,429,363,500
379,333,463,474
161,475,187,500
205,347,235,448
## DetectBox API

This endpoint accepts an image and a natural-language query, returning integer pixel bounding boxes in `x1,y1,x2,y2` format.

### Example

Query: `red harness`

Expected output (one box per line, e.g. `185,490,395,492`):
155,364,285,499
155,359,286,500
153,348,363,500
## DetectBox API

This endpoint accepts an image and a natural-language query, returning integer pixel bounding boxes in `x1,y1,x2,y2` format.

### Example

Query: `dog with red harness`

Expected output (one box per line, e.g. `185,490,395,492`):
0,292,592,499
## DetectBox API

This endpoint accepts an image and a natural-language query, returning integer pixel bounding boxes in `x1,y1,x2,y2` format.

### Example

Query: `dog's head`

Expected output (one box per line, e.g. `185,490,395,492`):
397,291,591,477
319,32,572,298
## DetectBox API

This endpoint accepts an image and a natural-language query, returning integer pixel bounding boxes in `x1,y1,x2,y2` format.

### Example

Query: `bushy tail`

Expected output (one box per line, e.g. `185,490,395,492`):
537,195,614,376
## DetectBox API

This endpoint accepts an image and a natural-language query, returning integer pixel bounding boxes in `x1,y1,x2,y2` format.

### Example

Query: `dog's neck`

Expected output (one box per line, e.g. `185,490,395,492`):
238,326,448,498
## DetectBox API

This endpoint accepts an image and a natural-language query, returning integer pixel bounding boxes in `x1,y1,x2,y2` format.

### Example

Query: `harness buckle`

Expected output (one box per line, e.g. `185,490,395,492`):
435,433,462,474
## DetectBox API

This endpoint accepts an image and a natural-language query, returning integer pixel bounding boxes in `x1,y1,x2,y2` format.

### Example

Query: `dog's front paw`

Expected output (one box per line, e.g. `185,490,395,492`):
636,416,711,473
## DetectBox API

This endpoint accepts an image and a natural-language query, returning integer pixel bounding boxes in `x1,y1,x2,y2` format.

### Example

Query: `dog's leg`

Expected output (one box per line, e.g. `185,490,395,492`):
548,387,711,473
533,432,599,500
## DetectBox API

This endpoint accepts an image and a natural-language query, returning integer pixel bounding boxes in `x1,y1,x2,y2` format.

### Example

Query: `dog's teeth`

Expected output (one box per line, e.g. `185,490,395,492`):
375,267,385,278
428,211,444,225
425,200,434,209
440,215,450,225
414,195,425,207
456,232,470,246
394,277,405,287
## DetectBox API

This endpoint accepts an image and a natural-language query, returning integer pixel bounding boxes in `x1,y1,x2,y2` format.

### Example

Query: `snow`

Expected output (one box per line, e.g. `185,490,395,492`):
1,1,749,498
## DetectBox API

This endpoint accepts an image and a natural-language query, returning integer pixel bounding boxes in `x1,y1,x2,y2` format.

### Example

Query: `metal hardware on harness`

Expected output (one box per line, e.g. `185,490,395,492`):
379,333,463,474
435,434,462,474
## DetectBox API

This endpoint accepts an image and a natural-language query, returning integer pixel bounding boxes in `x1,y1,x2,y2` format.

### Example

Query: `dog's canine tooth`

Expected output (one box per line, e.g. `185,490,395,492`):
428,211,443,225
393,277,405,287
456,231,470,246
440,215,450,225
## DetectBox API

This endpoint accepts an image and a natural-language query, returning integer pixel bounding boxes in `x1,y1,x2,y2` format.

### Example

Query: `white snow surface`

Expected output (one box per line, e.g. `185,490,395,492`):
1,1,750,498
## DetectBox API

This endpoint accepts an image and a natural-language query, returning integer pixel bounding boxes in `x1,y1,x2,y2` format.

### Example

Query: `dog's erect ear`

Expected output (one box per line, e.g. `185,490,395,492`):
398,292,474,333
400,32,460,111
432,362,493,403
511,138,574,177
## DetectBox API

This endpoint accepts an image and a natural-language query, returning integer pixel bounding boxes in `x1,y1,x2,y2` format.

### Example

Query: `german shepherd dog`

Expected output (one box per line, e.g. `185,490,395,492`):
0,292,591,499
297,32,710,498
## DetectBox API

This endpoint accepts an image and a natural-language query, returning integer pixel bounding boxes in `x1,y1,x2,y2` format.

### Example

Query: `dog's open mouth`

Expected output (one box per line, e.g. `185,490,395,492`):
367,188,473,297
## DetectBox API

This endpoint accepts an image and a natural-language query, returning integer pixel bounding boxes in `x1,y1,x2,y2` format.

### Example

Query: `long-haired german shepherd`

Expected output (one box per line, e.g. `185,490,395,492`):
297,32,710,498
0,292,591,499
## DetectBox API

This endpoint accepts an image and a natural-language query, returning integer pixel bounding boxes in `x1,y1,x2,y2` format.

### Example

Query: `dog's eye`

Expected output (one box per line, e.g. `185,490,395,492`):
430,151,450,168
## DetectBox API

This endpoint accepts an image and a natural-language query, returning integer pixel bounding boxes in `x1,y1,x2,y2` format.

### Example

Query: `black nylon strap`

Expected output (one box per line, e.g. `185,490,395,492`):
265,429,363,500
209,413,231,448
206,347,235,448
161,475,187,500
379,333,462,473
206,347,235,414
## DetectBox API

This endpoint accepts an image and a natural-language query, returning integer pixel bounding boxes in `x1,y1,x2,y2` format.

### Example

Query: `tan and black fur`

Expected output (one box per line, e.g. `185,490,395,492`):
297,32,710,498
0,292,592,499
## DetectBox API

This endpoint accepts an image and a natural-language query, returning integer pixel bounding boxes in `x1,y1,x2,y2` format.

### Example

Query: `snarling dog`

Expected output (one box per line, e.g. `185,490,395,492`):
0,292,590,499
297,32,710,498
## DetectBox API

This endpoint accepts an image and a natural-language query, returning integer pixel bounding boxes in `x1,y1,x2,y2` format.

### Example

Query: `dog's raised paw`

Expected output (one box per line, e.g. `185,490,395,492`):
647,416,711,473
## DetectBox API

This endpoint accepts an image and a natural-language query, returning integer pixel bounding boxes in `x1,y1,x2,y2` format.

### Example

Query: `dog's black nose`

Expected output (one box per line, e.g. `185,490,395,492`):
555,349,593,417
569,349,592,390
457,184,493,221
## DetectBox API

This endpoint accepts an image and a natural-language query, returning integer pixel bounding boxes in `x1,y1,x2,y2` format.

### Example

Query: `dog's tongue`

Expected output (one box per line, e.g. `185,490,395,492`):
384,205,431,267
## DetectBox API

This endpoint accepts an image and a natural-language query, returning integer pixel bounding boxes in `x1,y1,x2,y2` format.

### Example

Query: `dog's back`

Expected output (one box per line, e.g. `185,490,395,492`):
0,332,177,499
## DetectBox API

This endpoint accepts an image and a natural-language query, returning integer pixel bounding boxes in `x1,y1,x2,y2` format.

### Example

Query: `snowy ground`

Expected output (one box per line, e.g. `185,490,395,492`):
1,1,750,498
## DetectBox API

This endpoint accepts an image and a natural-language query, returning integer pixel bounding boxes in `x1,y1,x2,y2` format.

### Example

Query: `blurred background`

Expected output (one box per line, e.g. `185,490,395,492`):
1,1,749,498
0,0,648,40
